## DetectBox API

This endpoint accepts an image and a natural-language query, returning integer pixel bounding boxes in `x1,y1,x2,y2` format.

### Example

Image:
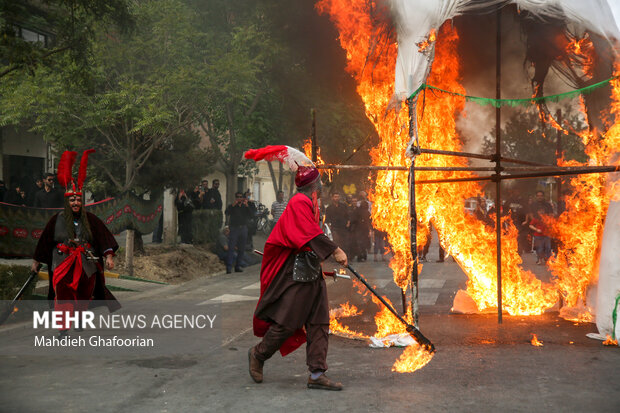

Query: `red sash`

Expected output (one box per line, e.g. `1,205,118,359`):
53,243,86,291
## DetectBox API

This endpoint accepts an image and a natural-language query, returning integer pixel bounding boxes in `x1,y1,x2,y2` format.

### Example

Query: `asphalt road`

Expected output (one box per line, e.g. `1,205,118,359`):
1,241,618,413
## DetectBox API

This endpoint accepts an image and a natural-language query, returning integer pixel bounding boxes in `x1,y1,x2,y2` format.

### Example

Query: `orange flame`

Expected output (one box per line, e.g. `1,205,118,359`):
417,28,437,53
602,334,618,346
320,0,559,318
531,334,544,346
392,343,434,372
302,137,325,167
566,34,594,79
303,137,331,180
317,0,437,372
318,0,620,370
548,66,620,320
329,302,367,340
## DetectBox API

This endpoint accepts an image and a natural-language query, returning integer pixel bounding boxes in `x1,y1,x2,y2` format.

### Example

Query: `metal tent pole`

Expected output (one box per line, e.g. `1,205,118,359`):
311,109,317,163
495,7,503,324
408,98,420,327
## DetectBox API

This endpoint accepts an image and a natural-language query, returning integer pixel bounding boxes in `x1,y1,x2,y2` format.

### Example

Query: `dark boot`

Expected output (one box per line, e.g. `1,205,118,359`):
248,346,264,383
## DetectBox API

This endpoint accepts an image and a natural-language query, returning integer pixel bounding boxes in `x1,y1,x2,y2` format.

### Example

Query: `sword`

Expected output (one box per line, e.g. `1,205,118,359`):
346,264,435,353
0,267,40,325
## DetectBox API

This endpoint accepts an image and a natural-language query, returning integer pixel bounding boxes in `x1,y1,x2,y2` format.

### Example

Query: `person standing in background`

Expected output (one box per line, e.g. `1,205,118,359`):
324,192,349,255
271,190,287,222
225,191,252,273
204,179,223,211
175,189,194,244
27,176,44,206
34,173,63,208
351,191,371,262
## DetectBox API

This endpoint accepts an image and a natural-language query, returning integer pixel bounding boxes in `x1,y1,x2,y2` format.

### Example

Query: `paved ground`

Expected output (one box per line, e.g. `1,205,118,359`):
1,233,618,412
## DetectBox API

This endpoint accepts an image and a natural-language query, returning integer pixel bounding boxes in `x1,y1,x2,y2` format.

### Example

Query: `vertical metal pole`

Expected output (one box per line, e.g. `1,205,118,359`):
495,7,503,324
408,98,419,327
311,109,318,163
555,109,562,207
555,108,564,309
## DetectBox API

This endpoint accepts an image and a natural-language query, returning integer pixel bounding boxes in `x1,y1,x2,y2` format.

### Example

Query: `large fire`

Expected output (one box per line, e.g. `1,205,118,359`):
547,56,620,321
318,0,620,371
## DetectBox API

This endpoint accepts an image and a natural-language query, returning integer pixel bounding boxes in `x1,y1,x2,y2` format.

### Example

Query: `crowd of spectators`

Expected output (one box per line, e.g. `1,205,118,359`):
151,179,225,245
324,190,387,262
0,174,64,208
467,188,570,266
2,172,569,270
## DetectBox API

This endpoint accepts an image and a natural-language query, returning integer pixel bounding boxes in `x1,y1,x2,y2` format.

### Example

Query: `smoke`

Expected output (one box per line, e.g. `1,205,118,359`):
452,5,597,155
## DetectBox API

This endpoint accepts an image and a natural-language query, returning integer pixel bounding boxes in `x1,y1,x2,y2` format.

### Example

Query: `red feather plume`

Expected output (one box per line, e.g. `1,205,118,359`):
244,145,312,172
78,149,96,190
57,151,77,189
244,145,288,162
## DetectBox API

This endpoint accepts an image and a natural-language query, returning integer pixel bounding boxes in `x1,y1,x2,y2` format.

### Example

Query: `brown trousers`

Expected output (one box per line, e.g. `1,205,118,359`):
254,322,329,373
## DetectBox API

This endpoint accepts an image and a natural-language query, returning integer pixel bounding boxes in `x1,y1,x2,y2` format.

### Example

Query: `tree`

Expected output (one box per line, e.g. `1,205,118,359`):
481,104,587,196
263,0,377,191
0,0,134,79
188,0,283,205
483,105,587,165
1,0,212,195
192,0,377,204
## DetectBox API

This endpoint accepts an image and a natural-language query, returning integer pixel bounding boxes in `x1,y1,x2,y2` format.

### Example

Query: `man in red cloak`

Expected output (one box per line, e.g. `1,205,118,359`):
31,150,119,336
244,145,347,391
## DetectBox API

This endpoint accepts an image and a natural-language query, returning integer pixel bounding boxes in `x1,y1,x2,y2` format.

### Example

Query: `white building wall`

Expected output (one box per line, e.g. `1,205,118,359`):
249,161,293,209
202,161,293,210
201,169,228,207
2,127,48,159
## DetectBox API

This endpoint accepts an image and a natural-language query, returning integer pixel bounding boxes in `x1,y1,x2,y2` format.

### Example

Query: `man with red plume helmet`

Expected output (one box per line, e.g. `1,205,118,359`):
244,145,348,390
31,150,120,337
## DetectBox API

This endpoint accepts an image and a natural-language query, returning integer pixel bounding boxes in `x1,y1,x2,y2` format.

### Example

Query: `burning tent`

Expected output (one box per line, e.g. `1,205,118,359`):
319,0,620,371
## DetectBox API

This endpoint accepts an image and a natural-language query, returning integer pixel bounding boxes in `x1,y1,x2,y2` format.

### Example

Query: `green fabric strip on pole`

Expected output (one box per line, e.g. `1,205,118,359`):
613,293,620,341
408,76,616,107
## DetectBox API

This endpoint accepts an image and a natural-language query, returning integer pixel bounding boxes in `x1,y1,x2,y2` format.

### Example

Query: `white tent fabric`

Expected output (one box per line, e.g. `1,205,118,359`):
391,0,620,102
595,183,620,340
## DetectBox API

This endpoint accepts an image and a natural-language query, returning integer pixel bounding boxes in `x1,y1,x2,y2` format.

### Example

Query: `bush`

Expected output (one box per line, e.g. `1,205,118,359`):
0,265,36,300
192,209,224,245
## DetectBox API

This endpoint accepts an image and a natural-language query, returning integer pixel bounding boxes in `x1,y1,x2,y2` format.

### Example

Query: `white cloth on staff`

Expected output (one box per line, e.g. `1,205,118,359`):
369,333,417,348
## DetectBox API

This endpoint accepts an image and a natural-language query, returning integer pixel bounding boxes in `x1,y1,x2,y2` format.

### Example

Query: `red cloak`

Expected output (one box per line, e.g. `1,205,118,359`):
253,193,324,356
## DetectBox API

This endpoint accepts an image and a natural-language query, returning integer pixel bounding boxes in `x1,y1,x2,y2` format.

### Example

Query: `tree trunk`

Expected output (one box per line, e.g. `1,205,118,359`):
288,173,295,199
134,230,145,255
125,229,135,276
225,103,240,206
267,161,279,194
278,162,283,192
163,189,177,245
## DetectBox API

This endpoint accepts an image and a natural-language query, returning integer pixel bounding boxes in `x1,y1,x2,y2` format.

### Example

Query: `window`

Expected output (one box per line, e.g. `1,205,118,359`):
17,26,49,46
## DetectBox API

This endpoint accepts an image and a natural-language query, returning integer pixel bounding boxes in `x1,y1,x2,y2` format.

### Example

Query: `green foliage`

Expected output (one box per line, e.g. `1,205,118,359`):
2,0,375,200
1,0,212,193
482,105,588,165
481,105,588,195
0,265,35,300
0,0,134,79
192,209,224,245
